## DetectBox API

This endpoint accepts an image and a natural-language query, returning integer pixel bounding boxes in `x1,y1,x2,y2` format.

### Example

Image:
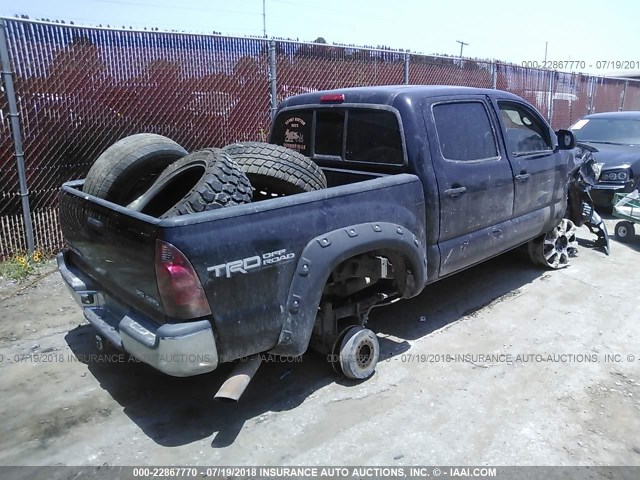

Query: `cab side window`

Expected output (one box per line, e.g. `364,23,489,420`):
432,102,498,161
499,102,552,155
345,110,403,164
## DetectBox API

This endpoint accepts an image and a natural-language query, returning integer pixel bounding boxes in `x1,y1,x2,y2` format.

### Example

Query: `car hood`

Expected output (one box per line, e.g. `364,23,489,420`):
580,142,640,171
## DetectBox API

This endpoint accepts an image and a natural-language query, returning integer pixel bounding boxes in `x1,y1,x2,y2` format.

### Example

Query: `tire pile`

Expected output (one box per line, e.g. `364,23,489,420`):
83,134,328,217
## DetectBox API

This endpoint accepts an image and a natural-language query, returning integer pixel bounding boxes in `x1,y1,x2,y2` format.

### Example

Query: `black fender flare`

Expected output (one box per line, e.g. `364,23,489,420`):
269,222,427,357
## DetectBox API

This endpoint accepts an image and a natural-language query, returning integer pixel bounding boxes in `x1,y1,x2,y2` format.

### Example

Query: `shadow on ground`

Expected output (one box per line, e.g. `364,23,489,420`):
64,248,546,449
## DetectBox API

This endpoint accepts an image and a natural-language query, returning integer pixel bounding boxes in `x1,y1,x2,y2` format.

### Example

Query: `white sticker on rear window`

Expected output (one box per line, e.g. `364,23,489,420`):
572,119,589,130
283,116,307,152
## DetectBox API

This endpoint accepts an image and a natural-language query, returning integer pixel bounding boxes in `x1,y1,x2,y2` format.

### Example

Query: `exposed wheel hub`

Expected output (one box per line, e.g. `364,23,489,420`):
337,326,380,380
355,340,374,369
555,235,568,250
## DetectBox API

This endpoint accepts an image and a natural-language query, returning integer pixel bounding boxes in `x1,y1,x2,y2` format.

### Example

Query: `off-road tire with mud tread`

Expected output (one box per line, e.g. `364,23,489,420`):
134,148,252,218
222,142,327,200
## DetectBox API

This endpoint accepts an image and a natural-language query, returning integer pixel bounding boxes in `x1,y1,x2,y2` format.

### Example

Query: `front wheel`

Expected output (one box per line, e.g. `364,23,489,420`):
527,219,578,269
614,221,635,243
337,326,380,380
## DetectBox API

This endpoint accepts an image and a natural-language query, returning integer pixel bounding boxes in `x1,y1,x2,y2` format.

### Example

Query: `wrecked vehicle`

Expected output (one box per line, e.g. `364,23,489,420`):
570,111,640,207
58,86,581,400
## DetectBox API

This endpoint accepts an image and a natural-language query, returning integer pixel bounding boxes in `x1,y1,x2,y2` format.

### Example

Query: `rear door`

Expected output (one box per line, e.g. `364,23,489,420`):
492,99,568,241
423,96,515,276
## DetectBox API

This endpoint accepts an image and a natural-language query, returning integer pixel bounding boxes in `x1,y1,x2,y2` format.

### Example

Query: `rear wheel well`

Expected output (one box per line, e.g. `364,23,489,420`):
308,249,415,355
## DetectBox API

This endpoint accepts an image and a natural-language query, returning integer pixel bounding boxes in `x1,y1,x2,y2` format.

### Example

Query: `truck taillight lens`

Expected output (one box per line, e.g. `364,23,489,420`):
320,93,345,103
155,240,211,319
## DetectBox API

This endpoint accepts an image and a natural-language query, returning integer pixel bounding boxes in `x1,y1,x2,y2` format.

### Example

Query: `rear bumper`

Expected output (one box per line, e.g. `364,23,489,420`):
57,251,218,377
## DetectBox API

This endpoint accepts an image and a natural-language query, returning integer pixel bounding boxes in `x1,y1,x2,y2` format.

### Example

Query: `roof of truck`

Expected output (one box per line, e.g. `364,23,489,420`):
278,85,524,109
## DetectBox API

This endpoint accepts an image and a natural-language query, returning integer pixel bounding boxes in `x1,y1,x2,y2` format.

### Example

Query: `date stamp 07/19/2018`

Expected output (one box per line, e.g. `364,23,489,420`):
521,60,640,70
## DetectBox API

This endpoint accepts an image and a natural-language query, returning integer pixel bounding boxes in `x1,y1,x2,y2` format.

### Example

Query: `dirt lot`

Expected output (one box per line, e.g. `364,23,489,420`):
1,218,639,466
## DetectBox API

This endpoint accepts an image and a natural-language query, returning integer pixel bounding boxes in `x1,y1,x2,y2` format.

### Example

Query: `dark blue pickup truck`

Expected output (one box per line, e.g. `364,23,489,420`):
58,85,577,399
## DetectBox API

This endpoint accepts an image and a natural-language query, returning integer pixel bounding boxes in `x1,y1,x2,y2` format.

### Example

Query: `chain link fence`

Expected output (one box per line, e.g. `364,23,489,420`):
1,17,639,259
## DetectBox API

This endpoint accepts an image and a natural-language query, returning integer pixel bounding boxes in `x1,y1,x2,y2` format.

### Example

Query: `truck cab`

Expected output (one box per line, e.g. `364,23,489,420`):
271,85,572,280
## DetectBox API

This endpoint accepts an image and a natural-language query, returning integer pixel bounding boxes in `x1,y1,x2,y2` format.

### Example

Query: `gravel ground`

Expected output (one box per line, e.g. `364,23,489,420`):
0,218,639,466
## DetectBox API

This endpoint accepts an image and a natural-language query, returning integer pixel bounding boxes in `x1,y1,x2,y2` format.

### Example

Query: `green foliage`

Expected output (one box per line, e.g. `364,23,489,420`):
0,250,48,282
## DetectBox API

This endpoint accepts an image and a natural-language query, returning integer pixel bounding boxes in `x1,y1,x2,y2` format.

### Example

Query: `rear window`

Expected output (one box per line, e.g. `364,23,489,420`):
315,111,345,156
272,107,404,165
271,111,312,155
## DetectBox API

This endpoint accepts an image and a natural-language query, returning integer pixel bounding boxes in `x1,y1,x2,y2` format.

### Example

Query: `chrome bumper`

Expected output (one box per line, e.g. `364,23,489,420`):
591,182,633,192
57,252,218,377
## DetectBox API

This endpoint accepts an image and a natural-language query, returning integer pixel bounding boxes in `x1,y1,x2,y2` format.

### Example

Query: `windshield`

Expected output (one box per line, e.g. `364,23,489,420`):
571,117,640,145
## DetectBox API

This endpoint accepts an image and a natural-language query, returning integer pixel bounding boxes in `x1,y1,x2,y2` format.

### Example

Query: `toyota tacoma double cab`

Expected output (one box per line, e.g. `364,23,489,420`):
58,85,577,400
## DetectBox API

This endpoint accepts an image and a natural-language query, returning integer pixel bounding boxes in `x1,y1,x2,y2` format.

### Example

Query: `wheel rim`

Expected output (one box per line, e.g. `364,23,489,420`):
618,225,629,237
542,219,577,268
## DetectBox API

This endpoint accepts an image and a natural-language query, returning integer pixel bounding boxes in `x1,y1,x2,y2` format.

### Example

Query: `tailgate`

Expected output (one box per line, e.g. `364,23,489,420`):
59,181,165,322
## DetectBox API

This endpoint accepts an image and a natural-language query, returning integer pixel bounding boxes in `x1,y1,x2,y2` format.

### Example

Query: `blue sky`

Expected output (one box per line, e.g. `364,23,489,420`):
2,0,639,73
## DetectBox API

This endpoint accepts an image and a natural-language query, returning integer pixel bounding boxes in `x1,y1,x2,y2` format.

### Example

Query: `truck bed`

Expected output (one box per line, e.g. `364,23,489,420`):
59,171,427,364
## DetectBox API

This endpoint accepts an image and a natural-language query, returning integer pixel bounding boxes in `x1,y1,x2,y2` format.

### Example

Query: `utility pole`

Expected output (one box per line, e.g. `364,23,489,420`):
544,41,548,62
456,40,468,58
262,0,266,38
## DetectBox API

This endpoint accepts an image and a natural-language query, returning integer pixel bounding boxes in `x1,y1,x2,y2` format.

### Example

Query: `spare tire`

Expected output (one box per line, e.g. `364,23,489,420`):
83,133,187,205
128,148,252,218
222,142,327,200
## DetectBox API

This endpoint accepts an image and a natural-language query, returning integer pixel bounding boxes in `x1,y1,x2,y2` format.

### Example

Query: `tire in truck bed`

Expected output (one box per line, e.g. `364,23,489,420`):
83,133,188,205
223,142,327,200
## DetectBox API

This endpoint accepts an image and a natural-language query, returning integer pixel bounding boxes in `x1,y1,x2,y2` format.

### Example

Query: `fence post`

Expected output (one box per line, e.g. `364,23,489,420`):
268,40,277,120
0,19,34,253
403,53,410,85
547,72,555,126
491,61,497,89
588,76,596,114
621,80,628,111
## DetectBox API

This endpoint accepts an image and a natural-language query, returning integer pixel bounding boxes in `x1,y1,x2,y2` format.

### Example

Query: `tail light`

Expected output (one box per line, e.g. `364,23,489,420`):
155,240,211,319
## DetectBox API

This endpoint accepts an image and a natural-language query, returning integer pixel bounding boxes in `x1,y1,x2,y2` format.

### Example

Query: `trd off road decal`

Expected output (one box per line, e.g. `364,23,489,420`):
282,116,306,152
208,249,296,278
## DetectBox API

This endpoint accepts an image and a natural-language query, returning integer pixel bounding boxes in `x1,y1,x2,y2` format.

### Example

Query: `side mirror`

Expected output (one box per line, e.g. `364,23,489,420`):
555,129,576,150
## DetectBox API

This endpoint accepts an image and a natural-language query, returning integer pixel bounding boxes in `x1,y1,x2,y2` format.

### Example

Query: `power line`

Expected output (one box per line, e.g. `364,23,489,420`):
270,0,308,6
95,0,261,15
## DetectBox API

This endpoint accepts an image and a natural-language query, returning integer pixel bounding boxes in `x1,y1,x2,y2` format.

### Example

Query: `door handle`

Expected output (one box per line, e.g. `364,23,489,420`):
491,228,503,238
515,173,531,182
445,186,467,198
